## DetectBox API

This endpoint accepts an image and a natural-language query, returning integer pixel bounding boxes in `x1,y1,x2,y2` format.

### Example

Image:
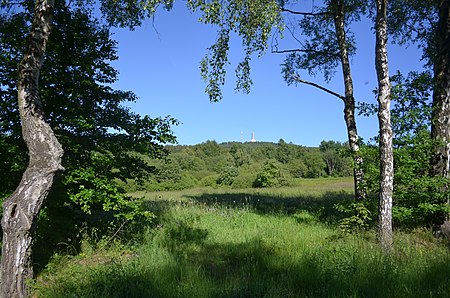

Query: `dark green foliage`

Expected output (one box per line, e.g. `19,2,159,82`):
279,0,367,84
285,158,308,178
335,201,374,232
393,131,449,227
275,138,303,163
358,71,433,144
193,140,222,157
99,0,174,29
390,71,433,142
387,0,437,65
303,151,327,178
358,144,380,193
0,135,27,200
231,170,257,189
200,175,220,187
217,166,239,186
357,71,449,229
171,152,207,172
154,159,183,184
230,143,252,167
253,159,288,188
320,140,353,177
192,140,231,172
0,0,177,251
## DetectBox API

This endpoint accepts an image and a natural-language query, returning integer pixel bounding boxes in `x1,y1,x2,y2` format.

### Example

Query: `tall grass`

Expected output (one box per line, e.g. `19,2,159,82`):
33,178,450,297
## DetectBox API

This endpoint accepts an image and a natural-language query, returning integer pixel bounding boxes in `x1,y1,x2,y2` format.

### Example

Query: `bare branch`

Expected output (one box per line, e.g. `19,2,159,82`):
291,74,345,101
281,8,329,16
272,48,309,54
272,48,340,58
285,21,304,47
271,22,339,59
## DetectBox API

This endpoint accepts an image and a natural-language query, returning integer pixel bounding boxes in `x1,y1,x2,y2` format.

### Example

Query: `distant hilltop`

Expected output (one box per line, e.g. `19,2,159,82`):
166,139,321,150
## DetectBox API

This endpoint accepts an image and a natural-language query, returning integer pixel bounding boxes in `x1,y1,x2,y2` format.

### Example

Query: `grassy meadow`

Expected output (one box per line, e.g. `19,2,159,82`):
32,178,450,297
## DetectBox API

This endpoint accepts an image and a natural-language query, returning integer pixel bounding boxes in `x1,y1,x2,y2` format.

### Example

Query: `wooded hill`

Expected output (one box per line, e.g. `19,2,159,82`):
121,139,353,192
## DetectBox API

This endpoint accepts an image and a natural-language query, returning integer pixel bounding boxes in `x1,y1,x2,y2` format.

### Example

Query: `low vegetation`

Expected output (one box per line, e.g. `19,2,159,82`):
32,178,450,297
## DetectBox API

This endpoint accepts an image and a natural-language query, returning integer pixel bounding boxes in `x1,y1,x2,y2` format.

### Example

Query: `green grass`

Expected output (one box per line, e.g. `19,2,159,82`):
32,178,450,297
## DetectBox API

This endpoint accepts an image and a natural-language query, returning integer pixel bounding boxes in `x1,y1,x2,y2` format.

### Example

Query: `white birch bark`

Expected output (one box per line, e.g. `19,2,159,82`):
431,0,450,237
0,0,63,296
332,0,367,201
375,0,394,251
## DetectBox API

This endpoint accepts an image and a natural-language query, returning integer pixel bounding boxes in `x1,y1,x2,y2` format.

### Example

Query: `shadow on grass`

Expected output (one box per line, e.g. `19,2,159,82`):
184,191,355,224
34,189,449,297
38,227,450,298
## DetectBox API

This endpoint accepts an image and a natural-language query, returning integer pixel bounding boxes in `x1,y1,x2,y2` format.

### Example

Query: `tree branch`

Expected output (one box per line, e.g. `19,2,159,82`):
271,22,340,59
291,74,345,101
272,48,340,58
281,8,329,16
272,48,310,54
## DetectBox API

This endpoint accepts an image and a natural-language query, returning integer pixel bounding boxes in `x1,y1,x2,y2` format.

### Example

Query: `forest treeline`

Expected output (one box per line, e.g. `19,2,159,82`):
122,139,353,191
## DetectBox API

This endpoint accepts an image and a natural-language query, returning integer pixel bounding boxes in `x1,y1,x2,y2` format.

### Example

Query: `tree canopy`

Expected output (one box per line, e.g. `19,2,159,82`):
0,0,178,225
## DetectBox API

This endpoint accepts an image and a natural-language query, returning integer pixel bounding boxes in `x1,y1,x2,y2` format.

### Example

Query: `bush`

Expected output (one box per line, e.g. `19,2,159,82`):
231,171,257,189
361,131,450,229
253,160,288,188
217,166,239,186
199,175,219,187
335,201,374,233
189,170,216,181
392,131,450,227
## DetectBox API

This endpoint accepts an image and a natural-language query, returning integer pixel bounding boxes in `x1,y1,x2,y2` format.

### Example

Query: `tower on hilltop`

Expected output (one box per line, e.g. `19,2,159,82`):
250,132,256,142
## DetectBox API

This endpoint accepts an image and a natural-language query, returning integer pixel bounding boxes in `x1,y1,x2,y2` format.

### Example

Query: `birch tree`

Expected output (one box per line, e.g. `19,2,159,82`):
276,0,367,200
0,0,176,296
431,0,450,236
0,0,63,296
375,0,394,251
431,0,450,178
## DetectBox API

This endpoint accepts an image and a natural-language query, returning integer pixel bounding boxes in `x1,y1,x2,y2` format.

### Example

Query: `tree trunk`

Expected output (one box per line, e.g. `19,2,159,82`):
332,0,367,201
430,0,450,236
375,0,394,251
0,0,63,297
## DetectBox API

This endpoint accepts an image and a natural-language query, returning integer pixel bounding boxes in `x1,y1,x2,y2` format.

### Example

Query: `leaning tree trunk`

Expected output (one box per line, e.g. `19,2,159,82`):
430,0,450,237
375,0,394,251
332,0,367,201
0,0,63,297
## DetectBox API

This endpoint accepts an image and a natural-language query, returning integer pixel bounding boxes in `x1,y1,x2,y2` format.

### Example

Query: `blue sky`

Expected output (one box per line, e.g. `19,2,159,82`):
110,1,424,147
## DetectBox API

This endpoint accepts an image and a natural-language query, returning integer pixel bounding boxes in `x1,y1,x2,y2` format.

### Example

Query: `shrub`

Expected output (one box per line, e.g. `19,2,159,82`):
231,171,257,189
253,160,288,188
217,166,239,186
199,175,219,187
335,201,373,233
